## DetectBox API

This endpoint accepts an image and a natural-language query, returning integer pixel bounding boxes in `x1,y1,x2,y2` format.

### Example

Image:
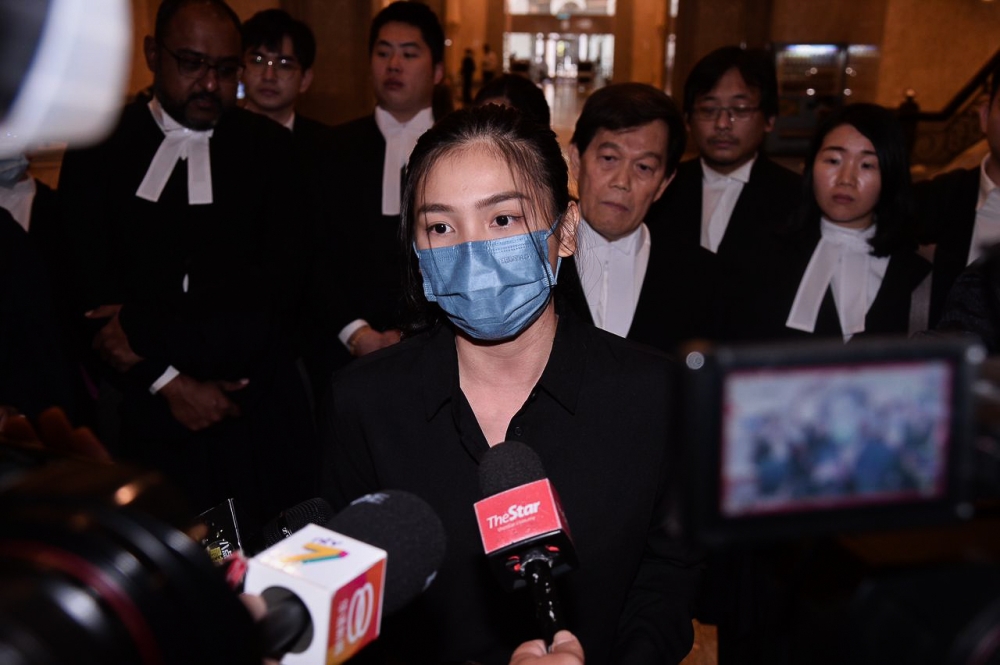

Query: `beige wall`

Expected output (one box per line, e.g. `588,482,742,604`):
284,0,376,125
627,0,667,86
770,0,886,44
877,0,1000,111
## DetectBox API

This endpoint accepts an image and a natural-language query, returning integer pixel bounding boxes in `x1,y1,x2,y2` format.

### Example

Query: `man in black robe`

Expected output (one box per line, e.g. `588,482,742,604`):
318,2,444,366
58,0,317,538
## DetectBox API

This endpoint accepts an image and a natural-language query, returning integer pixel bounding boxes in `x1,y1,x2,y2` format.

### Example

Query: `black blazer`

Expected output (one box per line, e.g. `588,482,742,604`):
0,210,75,419
290,113,356,392
648,155,802,257
324,114,410,333
557,233,714,353
914,167,979,327
58,100,318,529
643,155,802,348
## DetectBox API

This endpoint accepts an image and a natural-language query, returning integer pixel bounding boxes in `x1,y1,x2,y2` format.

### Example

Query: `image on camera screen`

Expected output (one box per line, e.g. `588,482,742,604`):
720,360,953,517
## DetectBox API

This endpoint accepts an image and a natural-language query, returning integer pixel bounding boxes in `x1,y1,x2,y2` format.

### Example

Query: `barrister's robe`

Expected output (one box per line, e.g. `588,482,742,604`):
645,155,803,348
59,100,319,536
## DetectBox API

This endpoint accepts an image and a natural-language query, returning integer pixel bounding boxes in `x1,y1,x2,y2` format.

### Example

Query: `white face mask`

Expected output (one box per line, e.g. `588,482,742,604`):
0,154,29,187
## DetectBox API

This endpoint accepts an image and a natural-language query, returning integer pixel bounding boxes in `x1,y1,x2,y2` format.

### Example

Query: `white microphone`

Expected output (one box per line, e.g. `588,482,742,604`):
244,490,445,664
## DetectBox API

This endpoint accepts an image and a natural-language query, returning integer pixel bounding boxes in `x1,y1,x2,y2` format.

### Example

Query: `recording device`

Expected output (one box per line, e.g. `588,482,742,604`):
244,490,447,664
474,441,577,647
0,457,263,664
677,335,982,546
676,335,1000,665
260,497,334,549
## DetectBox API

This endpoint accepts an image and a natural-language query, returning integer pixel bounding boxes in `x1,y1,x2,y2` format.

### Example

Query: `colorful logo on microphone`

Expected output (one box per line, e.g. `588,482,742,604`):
284,541,349,564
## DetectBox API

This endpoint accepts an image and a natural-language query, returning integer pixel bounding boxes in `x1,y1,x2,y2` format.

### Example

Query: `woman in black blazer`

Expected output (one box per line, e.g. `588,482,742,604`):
713,103,929,343
320,106,698,664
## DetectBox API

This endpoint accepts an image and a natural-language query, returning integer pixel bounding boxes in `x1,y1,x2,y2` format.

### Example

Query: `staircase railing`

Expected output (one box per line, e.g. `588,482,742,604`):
908,49,1000,167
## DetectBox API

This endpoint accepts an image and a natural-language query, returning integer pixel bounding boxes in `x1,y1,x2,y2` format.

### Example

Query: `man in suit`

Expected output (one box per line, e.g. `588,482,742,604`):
240,9,344,397
645,46,800,347
917,61,1000,328
654,46,800,255
321,1,444,361
58,0,317,538
240,9,334,159
559,83,686,351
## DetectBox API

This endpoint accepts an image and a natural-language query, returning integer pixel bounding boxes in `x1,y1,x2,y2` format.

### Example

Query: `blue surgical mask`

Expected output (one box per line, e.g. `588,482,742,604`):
415,226,561,340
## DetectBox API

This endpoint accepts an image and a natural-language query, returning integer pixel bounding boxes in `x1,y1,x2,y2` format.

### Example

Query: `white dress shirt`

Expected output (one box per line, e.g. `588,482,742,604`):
967,155,1000,265
374,106,434,216
574,217,650,338
700,156,755,253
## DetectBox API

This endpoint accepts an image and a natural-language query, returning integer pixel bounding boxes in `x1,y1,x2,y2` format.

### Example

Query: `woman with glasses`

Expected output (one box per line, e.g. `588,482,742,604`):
320,105,699,664
713,103,930,342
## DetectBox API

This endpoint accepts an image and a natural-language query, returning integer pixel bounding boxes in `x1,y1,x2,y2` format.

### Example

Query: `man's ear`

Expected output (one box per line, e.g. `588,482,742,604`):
433,61,444,86
143,35,159,74
299,68,314,94
764,114,777,133
557,201,581,258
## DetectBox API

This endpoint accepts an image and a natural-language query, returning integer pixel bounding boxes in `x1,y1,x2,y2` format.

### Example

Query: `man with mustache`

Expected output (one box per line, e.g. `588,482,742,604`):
648,47,801,347
57,0,318,539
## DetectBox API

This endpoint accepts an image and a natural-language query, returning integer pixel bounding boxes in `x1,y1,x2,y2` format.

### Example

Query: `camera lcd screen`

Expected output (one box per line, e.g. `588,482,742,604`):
719,359,954,518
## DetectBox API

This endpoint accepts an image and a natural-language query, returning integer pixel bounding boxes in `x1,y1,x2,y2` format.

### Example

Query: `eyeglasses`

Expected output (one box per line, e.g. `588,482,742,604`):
158,42,243,82
691,105,761,122
245,54,302,80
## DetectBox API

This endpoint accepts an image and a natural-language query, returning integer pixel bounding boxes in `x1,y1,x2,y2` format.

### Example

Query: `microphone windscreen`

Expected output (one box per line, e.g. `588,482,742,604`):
330,490,446,614
261,498,334,547
478,441,546,498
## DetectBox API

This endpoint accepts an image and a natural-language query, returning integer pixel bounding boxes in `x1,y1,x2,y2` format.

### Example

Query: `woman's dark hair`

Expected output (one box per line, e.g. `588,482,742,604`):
399,105,570,334
474,74,552,127
796,103,916,257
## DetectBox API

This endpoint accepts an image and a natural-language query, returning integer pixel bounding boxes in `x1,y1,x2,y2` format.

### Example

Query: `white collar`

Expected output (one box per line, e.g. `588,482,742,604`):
820,217,877,248
978,154,999,211
577,216,647,257
136,97,214,205
375,106,435,216
787,218,880,338
374,106,434,134
702,154,756,185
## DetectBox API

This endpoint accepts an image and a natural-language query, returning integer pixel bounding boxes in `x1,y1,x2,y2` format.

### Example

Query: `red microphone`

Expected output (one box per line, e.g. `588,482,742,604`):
474,441,577,647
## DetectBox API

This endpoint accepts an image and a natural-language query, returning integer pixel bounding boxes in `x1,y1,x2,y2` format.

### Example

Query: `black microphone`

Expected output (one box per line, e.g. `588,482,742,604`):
260,497,334,549
474,441,577,648
245,490,446,663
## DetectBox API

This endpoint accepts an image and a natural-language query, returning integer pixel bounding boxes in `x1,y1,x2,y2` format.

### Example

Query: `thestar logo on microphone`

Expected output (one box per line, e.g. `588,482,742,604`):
474,479,566,554
244,524,386,665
